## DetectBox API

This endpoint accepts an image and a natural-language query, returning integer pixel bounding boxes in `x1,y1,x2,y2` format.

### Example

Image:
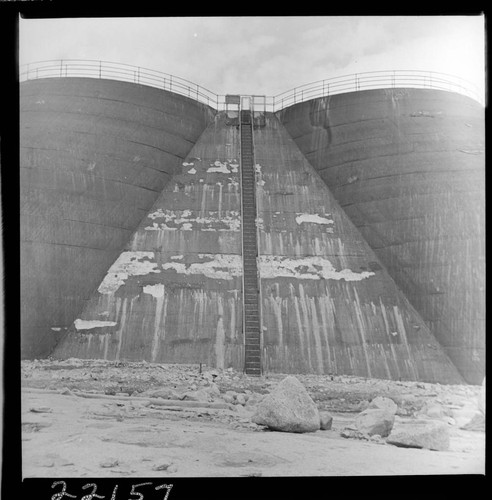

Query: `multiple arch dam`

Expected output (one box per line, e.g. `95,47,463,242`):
20,70,485,384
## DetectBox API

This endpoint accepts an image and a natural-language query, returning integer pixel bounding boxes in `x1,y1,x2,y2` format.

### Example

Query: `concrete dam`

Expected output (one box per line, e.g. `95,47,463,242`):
20,68,485,384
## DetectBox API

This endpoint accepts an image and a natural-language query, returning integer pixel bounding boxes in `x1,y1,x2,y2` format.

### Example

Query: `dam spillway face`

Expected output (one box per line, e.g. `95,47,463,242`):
20,79,484,384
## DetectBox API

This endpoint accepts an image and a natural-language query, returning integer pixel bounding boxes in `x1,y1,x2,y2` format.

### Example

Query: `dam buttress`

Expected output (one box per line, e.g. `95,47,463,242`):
20,78,484,384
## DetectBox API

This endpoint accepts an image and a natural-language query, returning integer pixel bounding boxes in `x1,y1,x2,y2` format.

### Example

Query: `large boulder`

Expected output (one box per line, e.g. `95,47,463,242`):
386,420,450,451
368,396,398,415
355,409,395,437
252,376,320,433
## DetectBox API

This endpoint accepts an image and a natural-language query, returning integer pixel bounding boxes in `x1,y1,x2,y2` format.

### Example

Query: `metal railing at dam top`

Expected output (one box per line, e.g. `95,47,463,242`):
20,59,221,108
20,60,485,111
272,70,485,110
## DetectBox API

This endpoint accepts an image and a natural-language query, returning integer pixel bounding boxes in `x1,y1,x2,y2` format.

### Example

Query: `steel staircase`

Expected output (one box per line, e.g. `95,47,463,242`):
240,110,262,376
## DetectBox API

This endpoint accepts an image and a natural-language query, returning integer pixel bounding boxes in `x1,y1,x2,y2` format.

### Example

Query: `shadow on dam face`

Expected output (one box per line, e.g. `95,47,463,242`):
20,79,484,384
20,77,216,360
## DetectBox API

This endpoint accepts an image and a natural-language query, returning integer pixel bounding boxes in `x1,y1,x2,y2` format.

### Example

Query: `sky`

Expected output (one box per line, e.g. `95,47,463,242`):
18,16,486,103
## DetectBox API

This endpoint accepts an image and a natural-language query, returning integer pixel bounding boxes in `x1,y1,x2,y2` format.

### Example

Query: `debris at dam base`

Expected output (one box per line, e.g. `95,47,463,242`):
22,359,485,477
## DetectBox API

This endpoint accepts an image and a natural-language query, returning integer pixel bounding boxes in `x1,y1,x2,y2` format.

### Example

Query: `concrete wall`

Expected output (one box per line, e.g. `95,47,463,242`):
53,113,245,368
254,114,462,383
20,78,215,359
54,110,464,383
277,89,485,383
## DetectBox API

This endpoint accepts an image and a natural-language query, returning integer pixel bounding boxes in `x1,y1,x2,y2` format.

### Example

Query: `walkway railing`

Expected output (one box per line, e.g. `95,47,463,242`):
20,60,484,111
20,59,221,108
272,70,484,110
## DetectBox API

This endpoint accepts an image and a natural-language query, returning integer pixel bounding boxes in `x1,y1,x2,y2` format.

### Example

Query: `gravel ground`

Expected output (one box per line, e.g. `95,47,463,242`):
21,358,485,478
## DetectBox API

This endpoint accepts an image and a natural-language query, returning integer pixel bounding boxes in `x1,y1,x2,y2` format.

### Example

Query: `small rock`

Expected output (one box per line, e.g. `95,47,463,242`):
223,394,235,404
252,376,320,433
340,428,369,441
59,459,75,467
368,396,397,415
235,404,252,417
355,409,395,437
386,420,450,451
100,459,120,468
355,400,370,412
460,412,485,432
29,407,53,413
245,393,264,407
206,383,221,399
152,463,173,471
319,411,333,430
182,388,210,402
419,402,446,419
370,434,384,443
445,416,456,426
236,393,247,405
144,388,180,400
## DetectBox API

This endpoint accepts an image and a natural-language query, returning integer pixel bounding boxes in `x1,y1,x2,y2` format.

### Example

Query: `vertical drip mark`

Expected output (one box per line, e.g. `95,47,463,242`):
229,297,237,341
353,288,372,378
115,298,128,361
380,297,398,379
393,305,418,380
318,295,332,374
216,298,225,369
103,334,109,360
151,292,168,363
298,284,313,372
310,298,324,374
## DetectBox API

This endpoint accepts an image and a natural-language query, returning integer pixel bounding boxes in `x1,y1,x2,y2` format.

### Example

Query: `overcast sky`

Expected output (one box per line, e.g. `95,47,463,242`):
19,16,486,101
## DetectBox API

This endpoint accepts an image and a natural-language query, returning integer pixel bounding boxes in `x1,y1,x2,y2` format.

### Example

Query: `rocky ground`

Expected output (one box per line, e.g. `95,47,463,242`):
21,358,485,478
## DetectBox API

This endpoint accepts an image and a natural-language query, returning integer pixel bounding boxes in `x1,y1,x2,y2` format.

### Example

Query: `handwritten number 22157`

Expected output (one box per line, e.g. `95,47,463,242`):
51,481,173,500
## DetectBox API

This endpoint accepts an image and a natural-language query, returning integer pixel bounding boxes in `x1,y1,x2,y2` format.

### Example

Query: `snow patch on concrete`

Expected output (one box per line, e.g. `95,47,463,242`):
145,223,177,231
162,254,242,280
98,251,160,294
258,255,375,281
143,283,166,299
207,161,231,174
74,319,117,330
295,213,334,226
145,209,241,232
